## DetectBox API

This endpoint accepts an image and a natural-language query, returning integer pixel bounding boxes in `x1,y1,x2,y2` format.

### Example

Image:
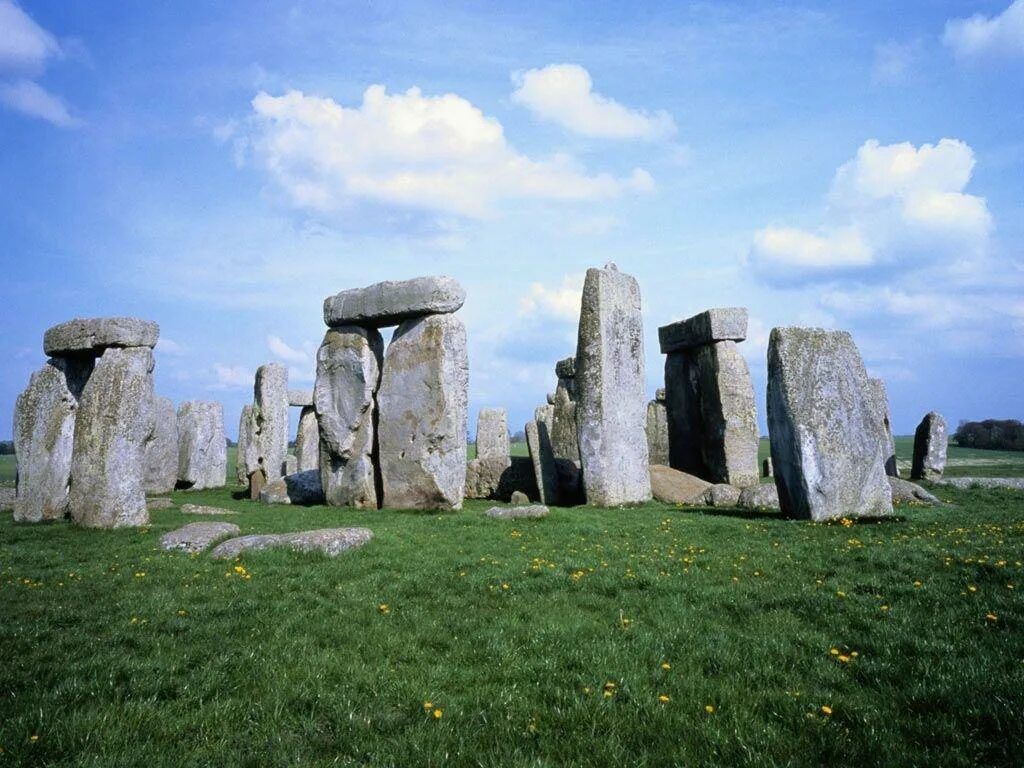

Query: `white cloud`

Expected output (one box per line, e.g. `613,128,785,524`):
267,334,309,364
748,138,991,283
511,64,676,141
0,78,78,126
518,273,584,323
871,40,922,85
155,337,186,356
211,364,252,390
0,0,60,73
245,85,653,219
944,0,1024,59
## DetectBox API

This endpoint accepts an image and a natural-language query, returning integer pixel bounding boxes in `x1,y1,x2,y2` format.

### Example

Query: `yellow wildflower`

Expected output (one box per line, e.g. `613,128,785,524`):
821,705,833,716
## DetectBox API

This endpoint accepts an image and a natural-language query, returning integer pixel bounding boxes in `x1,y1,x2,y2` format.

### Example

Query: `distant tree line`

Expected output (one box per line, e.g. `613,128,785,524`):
954,419,1024,451
0,441,13,455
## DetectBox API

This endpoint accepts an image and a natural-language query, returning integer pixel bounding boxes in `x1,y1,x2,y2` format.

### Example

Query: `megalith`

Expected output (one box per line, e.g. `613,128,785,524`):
550,356,580,461
526,419,558,505
177,400,227,490
646,388,670,467
144,395,179,494
574,264,651,506
766,327,893,521
237,404,258,484
867,377,899,477
911,412,947,481
253,363,289,482
295,406,320,473
476,408,510,460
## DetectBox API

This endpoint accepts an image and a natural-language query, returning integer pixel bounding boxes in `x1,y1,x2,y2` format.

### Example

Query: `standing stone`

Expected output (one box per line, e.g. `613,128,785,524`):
912,412,947,481
646,396,670,466
69,347,155,528
237,404,258,484
575,264,651,506
535,404,554,429
177,400,226,490
295,406,320,473
692,341,759,487
314,326,384,508
324,276,466,328
254,363,289,481
550,384,580,461
285,454,298,475
144,395,178,494
664,351,704,476
378,314,468,510
867,378,899,477
476,408,510,460
13,358,91,522
766,327,893,521
762,457,773,478
526,420,558,505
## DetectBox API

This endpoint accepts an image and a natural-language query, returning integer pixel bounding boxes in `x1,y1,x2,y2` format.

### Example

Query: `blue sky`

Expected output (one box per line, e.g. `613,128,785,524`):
2,0,1022,441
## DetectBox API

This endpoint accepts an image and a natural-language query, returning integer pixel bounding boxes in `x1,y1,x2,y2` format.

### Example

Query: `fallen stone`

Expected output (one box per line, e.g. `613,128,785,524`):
705,483,741,507
867,378,899,477
889,477,941,505
210,527,374,559
934,477,1024,491
259,470,325,505
649,464,711,505
378,314,468,510
177,400,226,490
658,308,748,354
646,397,670,466
144,395,178,494
160,521,240,554
510,490,530,505
476,408,510,461
288,389,314,408
147,497,175,510
526,420,558,505
575,264,651,506
324,276,466,328
180,503,239,516
912,411,947,481
737,483,781,510
13,358,90,522
295,406,320,473
485,504,549,520
766,327,893,521
44,317,159,356
69,347,155,528
314,326,384,508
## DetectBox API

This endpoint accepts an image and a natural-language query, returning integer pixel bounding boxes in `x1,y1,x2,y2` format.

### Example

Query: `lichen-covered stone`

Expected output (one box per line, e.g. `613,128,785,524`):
69,347,155,528
738,483,780,510
295,406,319,473
237,404,258,484
180,503,238,516
177,400,226,490
649,464,710,505
485,504,549,519
705,483,741,507
476,408,510,461
535,404,554,429
210,527,374,559
911,412,947,481
314,326,383,508
259,469,325,505
550,383,579,461
867,378,899,477
526,420,558,505
889,477,941,505
465,457,511,499
44,316,159,356
646,398,670,466
324,276,466,328
575,264,651,506
766,327,893,521
288,389,314,407
144,395,178,494
13,358,91,522
253,363,290,482
378,314,468,510
555,356,576,379
658,308,748,354
160,522,240,553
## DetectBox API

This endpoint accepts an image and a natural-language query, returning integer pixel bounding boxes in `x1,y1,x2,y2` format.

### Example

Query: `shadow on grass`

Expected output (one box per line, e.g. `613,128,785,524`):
682,506,908,524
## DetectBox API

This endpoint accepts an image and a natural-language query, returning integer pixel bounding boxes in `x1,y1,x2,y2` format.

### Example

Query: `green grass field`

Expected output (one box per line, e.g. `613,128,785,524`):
2,480,1023,766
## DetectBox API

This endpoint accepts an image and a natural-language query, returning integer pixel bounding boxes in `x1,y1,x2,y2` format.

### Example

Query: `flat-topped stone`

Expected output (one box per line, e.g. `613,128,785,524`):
324,276,465,328
288,389,314,407
658,308,747,354
485,504,549,519
147,497,175,510
44,317,159,356
180,503,238,516
210,527,374,559
160,522,240,554
555,356,576,379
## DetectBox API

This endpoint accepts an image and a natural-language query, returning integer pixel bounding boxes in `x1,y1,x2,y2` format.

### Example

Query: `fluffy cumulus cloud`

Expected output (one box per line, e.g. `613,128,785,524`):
267,334,315,382
0,1,78,126
944,0,1024,59
245,84,654,219
518,273,584,323
511,63,676,140
749,138,991,284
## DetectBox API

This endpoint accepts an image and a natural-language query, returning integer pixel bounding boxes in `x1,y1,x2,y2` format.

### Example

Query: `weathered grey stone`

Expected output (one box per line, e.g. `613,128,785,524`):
889,477,941,505
535,404,554,429
935,477,1024,491
912,412,947,481
738,483,781,510
0,487,17,510
649,464,710,505
658,308,748,354
646,398,670,466
285,454,298,476
253,363,290,482
555,356,576,379
867,378,899,477
177,400,226,490
237,404,258,484
485,504,549,519
465,457,509,499
259,469,325,505
762,457,773,478
324,276,466,328
295,406,320,473
180,503,238,516
705,483,741,507
766,327,893,521
210,527,374,559
69,347,155,528
144,395,178,494
43,317,159,356
378,314,468,510
655,387,666,402
550,384,579,461
575,264,651,506
160,522,240,554
664,351,703,476
510,490,530,506
692,341,759,487
546,392,556,406
13,358,90,522
526,420,558,505
476,408,510,461
146,497,175,510
288,389,314,408
314,326,383,508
